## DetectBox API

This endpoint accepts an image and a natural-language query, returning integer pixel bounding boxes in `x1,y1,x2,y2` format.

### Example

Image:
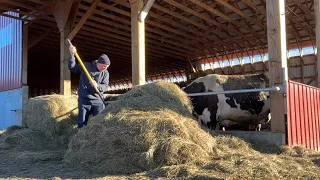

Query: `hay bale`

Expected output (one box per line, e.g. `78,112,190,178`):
104,81,193,117
24,94,78,137
1,128,62,150
64,109,214,175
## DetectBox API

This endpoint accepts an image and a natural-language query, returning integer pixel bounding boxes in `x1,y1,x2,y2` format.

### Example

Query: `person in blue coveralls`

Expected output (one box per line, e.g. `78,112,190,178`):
68,45,110,128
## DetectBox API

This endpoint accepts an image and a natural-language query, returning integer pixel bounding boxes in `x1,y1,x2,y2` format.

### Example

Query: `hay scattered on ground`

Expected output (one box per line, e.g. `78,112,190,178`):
0,126,64,151
138,139,320,180
64,109,214,175
23,94,79,138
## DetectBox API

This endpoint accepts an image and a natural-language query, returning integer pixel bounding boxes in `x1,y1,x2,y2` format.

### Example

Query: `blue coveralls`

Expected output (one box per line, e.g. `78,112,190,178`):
68,55,109,128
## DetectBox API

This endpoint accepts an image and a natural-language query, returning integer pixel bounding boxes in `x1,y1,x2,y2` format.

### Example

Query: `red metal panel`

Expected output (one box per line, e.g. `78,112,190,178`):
299,85,306,147
317,90,320,151
316,89,319,151
295,82,302,144
313,89,319,151
303,85,310,149
287,80,320,152
287,82,294,146
0,11,22,92
307,86,314,150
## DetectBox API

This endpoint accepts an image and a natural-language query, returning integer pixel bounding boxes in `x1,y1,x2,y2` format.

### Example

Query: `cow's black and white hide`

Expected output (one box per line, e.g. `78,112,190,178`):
183,73,271,131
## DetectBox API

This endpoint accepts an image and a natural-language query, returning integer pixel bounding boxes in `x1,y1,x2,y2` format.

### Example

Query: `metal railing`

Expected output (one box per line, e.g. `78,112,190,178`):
187,86,282,97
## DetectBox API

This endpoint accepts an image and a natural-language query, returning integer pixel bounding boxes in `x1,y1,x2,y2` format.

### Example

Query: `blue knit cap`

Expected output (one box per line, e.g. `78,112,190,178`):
97,54,110,65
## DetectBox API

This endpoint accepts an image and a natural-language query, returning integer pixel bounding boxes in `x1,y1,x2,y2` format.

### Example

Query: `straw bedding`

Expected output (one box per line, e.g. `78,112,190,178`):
0,82,319,179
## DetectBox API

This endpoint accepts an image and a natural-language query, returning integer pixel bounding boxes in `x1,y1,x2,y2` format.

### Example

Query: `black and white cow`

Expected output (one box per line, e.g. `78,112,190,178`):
183,73,271,131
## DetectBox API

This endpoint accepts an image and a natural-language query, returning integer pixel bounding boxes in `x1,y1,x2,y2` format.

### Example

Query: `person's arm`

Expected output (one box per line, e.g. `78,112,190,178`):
68,45,81,73
97,72,109,93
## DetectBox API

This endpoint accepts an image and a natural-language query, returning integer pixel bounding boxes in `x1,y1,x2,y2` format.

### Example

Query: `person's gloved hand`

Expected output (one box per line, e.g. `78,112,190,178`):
90,80,98,89
69,45,76,55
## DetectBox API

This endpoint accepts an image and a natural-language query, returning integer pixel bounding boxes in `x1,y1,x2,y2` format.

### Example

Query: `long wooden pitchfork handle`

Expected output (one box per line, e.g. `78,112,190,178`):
67,39,106,106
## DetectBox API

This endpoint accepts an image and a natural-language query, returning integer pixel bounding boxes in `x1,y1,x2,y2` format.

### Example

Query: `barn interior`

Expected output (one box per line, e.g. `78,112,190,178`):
1,0,318,95
1,1,320,178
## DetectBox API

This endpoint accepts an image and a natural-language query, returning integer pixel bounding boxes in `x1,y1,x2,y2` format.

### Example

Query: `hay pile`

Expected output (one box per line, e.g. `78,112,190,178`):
23,94,79,138
64,81,213,174
103,81,193,116
64,109,214,174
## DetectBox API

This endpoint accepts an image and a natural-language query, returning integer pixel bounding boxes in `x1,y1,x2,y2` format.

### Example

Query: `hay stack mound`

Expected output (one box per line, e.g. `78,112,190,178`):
24,94,78,137
104,81,193,116
64,110,214,175
64,82,214,174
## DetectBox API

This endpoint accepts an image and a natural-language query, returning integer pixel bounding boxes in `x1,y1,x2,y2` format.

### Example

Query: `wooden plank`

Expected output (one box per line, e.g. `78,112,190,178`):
28,28,51,49
22,25,28,86
131,0,146,85
67,0,100,41
138,0,155,21
315,0,320,87
267,0,287,133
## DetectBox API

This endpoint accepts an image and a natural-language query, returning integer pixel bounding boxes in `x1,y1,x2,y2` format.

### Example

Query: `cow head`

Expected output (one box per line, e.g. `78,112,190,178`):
183,81,206,94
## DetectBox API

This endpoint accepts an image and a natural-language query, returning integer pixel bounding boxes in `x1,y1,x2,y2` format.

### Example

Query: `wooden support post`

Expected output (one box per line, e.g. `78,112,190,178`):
60,27,71,95
22,24,28,86
131,0,146,85
52,0,79,95
267,0,288,132
315,0,320,87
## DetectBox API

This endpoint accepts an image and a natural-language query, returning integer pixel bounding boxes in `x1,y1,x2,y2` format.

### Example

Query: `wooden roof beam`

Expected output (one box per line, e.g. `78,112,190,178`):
78,2,198,52
188,0,265,45
242,0,259,13
30,23,187,65
161,0,242,37
31,20,187,59
67,0,100,41
104,0,242,49
214,0,266,30
1,0,38,11
28,28,52,50
293,0,314,20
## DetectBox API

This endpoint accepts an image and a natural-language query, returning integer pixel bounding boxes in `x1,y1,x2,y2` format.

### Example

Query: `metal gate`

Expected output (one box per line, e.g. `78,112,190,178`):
287,80,320,151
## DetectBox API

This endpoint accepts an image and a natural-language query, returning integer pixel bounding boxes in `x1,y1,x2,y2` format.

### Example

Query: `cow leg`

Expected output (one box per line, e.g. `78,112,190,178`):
256,123,262,131
215,122,221,131
222,126,226,131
